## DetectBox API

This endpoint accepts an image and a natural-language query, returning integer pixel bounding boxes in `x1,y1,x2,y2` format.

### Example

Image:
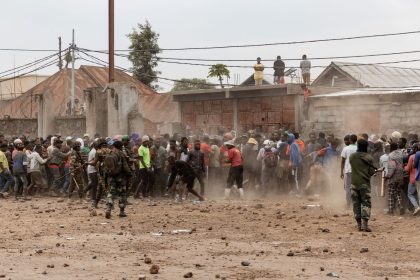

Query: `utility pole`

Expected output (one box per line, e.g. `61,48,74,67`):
108,0,115,83
58,36,63,70
71,29,75,115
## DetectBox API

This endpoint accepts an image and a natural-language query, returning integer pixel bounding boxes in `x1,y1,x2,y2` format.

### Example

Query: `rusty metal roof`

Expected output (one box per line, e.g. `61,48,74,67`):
319,62,420,88
1,65,156,118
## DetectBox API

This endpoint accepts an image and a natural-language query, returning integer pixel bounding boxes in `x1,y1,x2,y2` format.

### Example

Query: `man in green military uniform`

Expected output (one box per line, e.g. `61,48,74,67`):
105,140,132,219
122,135,135,197
88,138,112,208
68,141,86,199
349,138,377,232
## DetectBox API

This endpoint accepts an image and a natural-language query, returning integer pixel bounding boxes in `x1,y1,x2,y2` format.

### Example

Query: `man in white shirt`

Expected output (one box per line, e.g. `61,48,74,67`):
84,142,98,207
341,134,358,207
300,54,311,85
28,144,49,195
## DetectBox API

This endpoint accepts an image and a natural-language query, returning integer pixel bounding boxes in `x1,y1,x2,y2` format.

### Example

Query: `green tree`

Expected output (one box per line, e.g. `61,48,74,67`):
208,64,230,88
127,20,160,89
171,78,215,91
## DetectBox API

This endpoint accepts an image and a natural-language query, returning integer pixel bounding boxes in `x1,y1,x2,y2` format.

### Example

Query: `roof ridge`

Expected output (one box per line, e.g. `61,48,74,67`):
332,61,420,71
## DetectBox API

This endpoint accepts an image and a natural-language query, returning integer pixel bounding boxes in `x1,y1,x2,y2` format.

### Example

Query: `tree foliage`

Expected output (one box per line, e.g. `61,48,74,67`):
127,21,160,89
171,78,215,91
207,64,230,88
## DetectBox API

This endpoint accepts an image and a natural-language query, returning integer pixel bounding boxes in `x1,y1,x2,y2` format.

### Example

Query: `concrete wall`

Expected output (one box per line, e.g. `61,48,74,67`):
309,93,420,137
55,116,86,137
107,82,139,136
127,111,145,137
85,87,107,137
0,118,37,138
38,91,56,138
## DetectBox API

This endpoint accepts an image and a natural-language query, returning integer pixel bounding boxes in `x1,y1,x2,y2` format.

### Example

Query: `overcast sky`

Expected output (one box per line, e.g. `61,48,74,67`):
2,0,420,91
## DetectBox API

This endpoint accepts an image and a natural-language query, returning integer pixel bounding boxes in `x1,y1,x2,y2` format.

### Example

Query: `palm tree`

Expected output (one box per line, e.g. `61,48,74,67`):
208,64,230,88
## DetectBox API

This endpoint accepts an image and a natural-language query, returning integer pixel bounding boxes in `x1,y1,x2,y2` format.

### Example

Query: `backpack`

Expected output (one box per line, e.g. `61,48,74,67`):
263,149,277,168
103,152,122,176
387,159,404,185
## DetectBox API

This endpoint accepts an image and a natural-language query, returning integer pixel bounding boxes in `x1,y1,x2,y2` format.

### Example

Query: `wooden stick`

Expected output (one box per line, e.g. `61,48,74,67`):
380,171,385,197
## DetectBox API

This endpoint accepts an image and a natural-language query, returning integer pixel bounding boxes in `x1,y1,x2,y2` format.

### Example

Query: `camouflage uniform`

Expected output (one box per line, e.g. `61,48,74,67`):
351,184,372,220
106,173,127,208
68,149,85,198
105,149,131,218
122,144,135,195
94,147,112,204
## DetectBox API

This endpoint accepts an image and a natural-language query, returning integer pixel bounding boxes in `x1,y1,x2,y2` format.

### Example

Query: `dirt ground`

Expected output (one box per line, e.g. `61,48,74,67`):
1,190,420,280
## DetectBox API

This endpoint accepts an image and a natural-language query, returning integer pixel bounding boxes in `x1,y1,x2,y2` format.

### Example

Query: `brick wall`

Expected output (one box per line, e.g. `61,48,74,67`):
181,95,296,135
182,99,234,135
238,95,295,133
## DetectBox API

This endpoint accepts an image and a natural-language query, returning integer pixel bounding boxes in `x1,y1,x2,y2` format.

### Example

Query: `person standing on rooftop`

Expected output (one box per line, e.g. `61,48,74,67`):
254,57,265,86
300,54,311,85
273,56,285,85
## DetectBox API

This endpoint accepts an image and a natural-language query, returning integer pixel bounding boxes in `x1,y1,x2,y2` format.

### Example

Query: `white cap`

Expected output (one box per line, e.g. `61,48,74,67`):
76,138,84,148
65,136,73,141
13,139,23,145
224,140,236,147
263,140,271,145
142,135,150,142
391,131,401,139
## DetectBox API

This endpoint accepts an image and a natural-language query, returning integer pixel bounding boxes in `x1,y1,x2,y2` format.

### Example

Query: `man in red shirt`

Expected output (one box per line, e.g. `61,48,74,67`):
301,84,311,120
224,140,244,199
200,135,212,169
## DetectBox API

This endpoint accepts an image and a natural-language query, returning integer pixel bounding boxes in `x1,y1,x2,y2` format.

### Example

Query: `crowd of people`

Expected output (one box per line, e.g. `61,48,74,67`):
0,129,419,227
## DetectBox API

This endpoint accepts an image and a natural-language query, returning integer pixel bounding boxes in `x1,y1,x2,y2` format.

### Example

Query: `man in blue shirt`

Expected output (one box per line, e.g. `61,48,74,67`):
414,151,420,196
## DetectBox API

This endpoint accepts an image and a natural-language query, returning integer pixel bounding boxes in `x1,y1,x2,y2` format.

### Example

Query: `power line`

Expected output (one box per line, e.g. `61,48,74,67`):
83,29,420,52
3,29,420,56
77,56,224,87
80,47,420,62
77,52,420,89
0,58,59,83
0,50,66,77
150,50,420,62
158,58,420,69
0,48,59,52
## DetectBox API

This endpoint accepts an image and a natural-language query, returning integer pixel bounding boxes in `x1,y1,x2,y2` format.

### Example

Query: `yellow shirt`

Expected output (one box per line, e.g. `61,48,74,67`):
0,151,8,170
254,63,264,80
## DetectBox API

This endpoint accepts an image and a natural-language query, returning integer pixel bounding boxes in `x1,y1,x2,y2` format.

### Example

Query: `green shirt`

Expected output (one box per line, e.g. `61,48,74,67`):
138,145,151,169
349,152,376,186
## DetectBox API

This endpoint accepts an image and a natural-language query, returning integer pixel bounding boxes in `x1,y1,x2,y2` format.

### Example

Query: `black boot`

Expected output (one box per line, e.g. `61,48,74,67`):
105,205,112,219
361,219,372,232
356,218,362,231
119,207,127,218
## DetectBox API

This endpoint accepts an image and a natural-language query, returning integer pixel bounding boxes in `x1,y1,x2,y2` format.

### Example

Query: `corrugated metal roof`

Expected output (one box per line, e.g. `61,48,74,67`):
333,62,420,87
1,66,156,118
312,88,420,98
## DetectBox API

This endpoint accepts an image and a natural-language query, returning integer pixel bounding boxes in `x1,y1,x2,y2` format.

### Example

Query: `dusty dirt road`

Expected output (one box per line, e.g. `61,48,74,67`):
1,193,420,280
